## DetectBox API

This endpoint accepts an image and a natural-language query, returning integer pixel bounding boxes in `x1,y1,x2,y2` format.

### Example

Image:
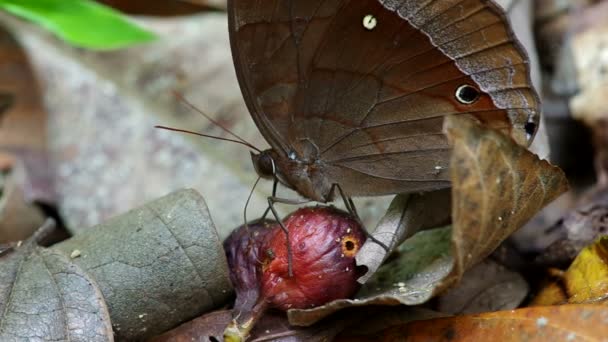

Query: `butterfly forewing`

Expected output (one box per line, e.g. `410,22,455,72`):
229,0,540,197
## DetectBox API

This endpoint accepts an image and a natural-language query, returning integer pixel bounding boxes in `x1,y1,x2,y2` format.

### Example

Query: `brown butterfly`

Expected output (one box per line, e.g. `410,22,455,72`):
229,0,540,207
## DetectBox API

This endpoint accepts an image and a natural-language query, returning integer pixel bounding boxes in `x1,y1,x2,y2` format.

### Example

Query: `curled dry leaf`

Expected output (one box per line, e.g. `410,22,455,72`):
52,189,232,340
336,304,608,341
288,116,567,327
0,221,114,341
532,236,608,306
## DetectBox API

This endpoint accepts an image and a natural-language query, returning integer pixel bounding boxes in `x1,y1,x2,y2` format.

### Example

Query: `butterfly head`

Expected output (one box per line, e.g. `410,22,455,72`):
251,149,296,192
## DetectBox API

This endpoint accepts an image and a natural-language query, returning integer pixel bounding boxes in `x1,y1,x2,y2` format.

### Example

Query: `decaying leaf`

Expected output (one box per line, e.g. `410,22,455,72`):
445,116,568,280
51,189,233,340
436,259,528,314
335,304,608,341
532,236,608,306
0,220,114,341
288,117,567,326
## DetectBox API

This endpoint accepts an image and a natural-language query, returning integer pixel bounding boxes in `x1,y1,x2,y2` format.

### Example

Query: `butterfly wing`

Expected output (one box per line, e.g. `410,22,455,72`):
229,0,539,196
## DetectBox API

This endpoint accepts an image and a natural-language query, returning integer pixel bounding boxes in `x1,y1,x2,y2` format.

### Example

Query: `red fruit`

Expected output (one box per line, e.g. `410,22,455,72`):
260,206,366,310
223,219,278,312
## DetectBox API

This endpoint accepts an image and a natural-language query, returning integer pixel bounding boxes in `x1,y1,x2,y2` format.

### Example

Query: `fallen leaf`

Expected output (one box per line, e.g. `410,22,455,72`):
357,191,451,284
533,236,608,306
52,189,233,340
335,304,608,341
0,221,114,341
288,117,567,327
444,116,568,281
436,259,528,314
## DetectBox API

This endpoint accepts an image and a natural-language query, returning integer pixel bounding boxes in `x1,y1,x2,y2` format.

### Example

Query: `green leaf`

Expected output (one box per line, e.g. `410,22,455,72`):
0,0,156,50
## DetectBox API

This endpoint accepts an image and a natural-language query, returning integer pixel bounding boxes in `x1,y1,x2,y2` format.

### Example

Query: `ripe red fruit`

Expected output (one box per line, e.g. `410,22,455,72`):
260,206,366,310
223,207,366,341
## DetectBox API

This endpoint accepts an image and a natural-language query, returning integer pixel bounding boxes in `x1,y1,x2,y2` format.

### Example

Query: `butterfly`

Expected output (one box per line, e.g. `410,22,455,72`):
229,0,539,206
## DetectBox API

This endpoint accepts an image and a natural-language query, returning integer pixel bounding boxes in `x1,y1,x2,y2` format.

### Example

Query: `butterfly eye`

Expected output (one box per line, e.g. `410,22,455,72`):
362,14,377,30
253,152,276,178
455,84,480,104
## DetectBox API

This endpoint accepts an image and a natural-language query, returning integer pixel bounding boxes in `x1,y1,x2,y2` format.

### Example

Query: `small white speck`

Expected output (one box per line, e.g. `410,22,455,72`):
265,330,270,334
346,228,352,233
341,253,345,258
318,275,323,279
345,267,350,272
536,316,548,327
288,151,297,160
498,216,503,221
398,287,407,293
362,14,377,30
567,332,576,341
16,241,22,248
394,282,406,287
434,166,443,170
139,314,146,319
335,238,340,243
70,250,81,258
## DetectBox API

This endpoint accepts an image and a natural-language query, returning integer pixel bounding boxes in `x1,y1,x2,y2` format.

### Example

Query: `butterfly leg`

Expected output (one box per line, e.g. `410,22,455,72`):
261,178,279,220
331,183,390,252
266,196,312,278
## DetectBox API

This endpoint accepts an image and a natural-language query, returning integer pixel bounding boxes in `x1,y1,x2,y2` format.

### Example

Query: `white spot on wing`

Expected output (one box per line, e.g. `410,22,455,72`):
362,14,377,30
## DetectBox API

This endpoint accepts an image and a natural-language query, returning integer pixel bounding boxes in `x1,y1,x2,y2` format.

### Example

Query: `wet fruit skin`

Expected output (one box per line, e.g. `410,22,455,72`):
260,206,367,310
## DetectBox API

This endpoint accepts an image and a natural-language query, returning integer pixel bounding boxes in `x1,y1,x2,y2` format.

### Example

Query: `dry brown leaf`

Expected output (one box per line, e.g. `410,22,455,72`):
334,304,608,341
445,116,568,282
436,259,528,314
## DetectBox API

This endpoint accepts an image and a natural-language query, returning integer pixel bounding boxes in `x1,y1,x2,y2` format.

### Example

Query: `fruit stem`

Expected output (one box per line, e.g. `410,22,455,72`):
224,299,268,342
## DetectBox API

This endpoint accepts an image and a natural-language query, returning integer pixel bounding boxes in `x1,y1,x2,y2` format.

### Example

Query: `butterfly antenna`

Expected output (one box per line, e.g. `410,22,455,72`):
172,91,256,147
244,175,262,228
155,125,261,152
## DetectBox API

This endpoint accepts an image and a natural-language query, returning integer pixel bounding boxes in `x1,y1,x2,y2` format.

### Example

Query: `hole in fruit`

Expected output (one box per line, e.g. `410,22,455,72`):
209,336,220,342
345,240,355,251
341,235,360,257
